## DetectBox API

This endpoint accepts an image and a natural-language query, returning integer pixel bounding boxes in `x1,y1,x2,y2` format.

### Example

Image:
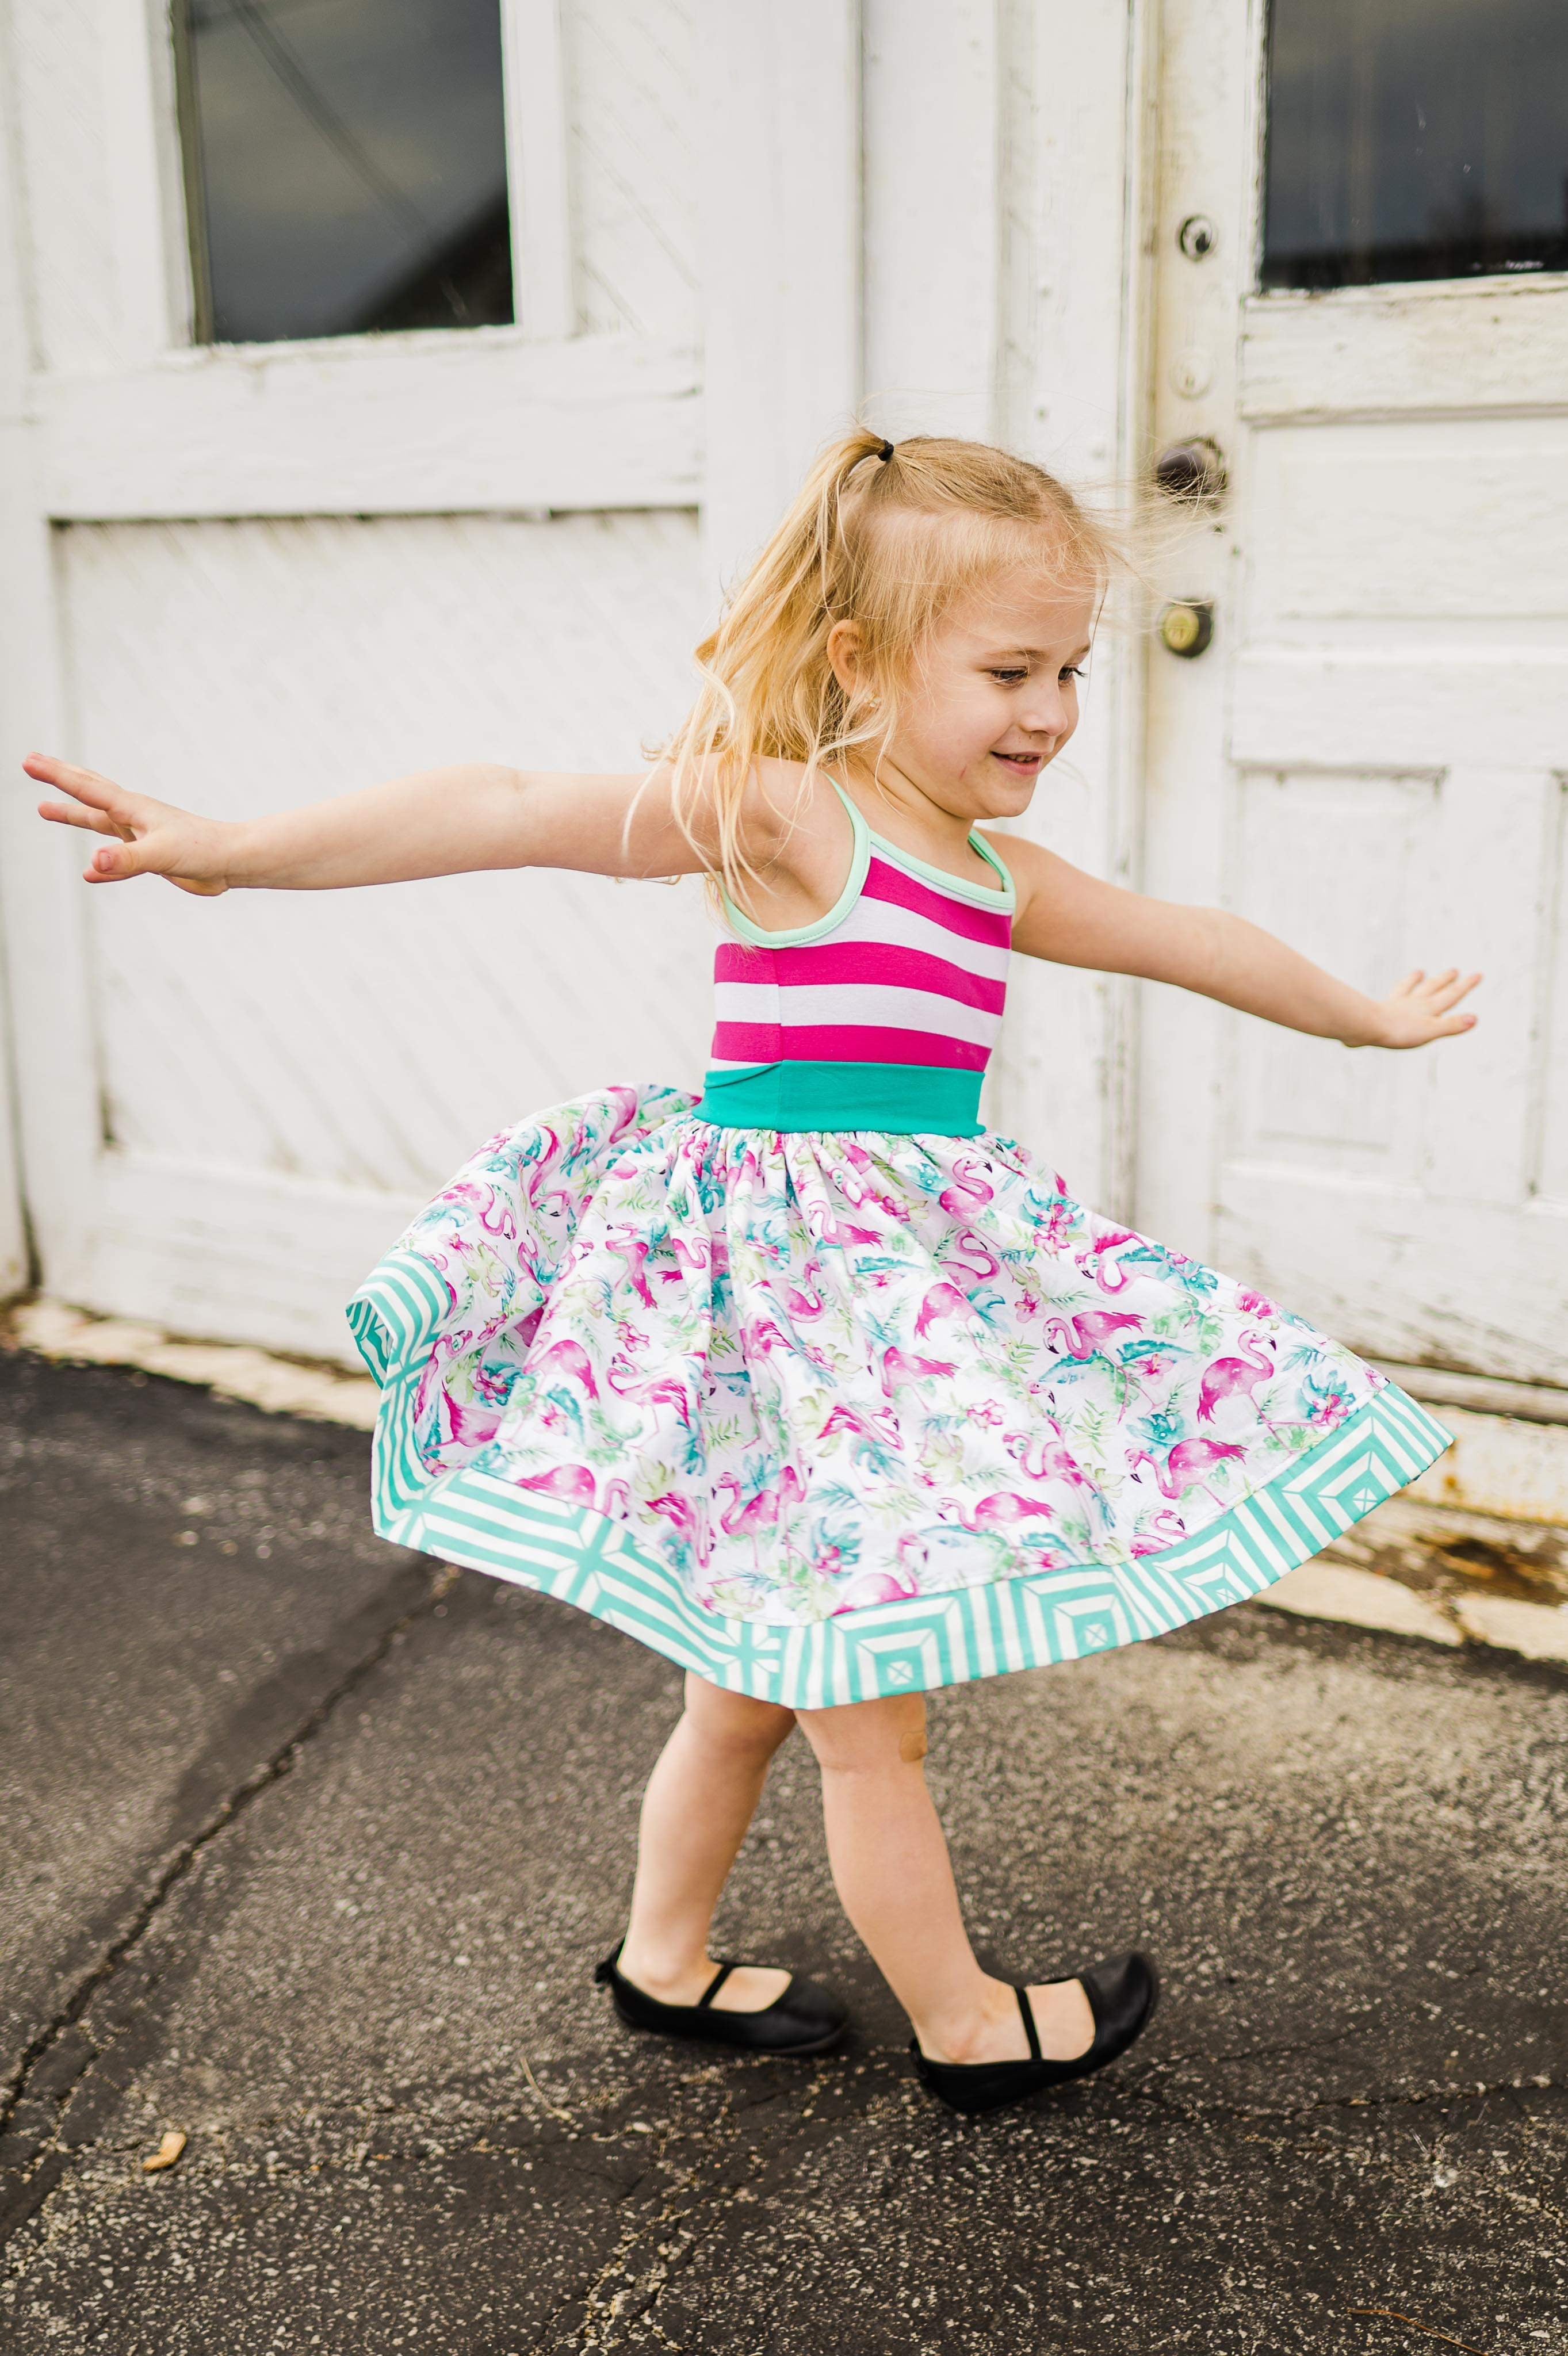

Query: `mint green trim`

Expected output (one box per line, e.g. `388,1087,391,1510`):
968,827,1016,902
863,820,1016,911
719,779,870,947
697,1059,984,1135
717,778,1014,944
345,1277,1455,1712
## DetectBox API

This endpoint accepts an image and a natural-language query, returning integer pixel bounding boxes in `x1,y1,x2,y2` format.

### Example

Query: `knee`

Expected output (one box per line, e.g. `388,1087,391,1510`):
682,1673,796,1764
797,1693,928,1777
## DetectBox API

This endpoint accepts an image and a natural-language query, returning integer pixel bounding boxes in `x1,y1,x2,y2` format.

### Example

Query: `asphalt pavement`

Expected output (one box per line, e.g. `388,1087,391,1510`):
2,1347,1566,2354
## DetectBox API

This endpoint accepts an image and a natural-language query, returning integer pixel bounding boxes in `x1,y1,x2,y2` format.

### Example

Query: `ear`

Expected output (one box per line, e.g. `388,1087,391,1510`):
825,619,864,699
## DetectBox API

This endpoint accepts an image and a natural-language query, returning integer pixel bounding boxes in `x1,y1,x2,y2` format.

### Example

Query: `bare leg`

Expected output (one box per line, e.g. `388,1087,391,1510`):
796,1693,1094,2064
617,1672,798,2013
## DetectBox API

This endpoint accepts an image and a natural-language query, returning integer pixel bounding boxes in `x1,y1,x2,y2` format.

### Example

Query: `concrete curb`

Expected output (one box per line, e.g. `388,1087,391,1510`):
9,1296,1568,1673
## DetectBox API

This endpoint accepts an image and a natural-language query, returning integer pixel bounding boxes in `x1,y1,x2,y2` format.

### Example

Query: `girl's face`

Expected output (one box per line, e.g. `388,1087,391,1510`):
840,567,1097,824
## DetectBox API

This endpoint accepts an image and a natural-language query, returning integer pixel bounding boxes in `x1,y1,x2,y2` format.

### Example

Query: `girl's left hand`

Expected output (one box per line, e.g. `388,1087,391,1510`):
1371,966,1482,1048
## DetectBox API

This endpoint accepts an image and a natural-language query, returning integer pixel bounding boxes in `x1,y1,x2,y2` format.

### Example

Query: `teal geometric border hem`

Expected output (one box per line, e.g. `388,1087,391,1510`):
347,1252,1454,1709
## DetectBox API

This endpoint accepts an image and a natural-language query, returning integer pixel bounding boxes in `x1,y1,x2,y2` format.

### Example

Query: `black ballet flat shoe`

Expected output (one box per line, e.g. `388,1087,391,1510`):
911,1952,1159,2117
594,1941,849,2057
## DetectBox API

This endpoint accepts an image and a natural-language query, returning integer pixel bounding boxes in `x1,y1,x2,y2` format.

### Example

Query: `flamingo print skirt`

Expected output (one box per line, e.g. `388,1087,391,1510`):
347,1084,1452,1708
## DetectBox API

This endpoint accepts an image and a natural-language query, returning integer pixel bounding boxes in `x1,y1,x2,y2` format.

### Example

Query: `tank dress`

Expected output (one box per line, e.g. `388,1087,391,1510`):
347,782,1452,1707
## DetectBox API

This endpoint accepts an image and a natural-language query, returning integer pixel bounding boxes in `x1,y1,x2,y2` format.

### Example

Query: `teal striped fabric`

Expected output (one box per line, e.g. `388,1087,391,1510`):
347,1248,1453,1708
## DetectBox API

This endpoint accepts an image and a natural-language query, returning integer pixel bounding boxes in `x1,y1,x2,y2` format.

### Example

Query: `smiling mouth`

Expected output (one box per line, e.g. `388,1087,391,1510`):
991,751,1043,771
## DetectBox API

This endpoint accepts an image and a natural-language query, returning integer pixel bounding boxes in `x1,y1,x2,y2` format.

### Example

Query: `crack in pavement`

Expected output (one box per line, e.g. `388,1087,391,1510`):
0,1563,456,2250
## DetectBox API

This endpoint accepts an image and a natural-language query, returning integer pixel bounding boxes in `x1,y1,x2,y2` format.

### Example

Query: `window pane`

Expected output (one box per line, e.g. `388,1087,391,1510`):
179,0,513,344
1263,0,1568,289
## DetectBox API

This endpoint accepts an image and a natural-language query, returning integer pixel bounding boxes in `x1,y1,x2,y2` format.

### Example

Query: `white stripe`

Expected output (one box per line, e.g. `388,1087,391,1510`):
713,978,1003,1046
813,893,1011,980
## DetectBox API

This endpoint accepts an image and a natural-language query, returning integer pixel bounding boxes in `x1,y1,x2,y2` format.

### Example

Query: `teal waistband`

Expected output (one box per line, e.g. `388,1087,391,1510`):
696,1060,984,1136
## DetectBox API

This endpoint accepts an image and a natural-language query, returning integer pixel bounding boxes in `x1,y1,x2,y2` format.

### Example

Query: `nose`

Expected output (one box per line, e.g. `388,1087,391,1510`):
1019,684,1071,739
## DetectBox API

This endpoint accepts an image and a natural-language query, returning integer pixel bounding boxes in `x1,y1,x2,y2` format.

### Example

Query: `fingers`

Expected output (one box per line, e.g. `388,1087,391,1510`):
24,754,125,812
36,798,124,837
83,837,154,883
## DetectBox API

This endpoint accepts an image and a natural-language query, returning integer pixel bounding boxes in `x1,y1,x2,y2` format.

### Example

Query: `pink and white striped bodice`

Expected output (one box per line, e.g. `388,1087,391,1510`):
706,780,1014,1089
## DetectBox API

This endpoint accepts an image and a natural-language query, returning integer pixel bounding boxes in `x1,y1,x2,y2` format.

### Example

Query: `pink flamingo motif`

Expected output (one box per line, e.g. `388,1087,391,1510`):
812,1210,882,1249
520,1129,562,1196
1130,1509,1187,1556
944,1229,1000,1282
1043,1310,1144,1361
531,1337,600,1399
435,1394,504,1452
715,1475,782,1537
519,1463,590,1504
1078,1228,1142,1295
881,1345,957,1397
604,1362,695,1426
938,1157,995,1220
1001,1431,1096,1492
664,1237,713,1275
1128,1438,1248,1508
835,1167,904,1217
820,1401,901,1467
782,1281,825,1319
648,1491,712,1562
1197,1331,1275,1423
915,1282,969,1338
832,1563,921,1612
446,1179,519,1240
741,1314,837,1377
603,1226,656,1307
1236,1287,1278,1318
605,1086,644,1139
944,1490,1060,1532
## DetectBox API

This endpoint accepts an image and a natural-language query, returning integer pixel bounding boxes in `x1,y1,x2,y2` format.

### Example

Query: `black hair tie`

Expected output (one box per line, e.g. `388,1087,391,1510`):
878,438,895,462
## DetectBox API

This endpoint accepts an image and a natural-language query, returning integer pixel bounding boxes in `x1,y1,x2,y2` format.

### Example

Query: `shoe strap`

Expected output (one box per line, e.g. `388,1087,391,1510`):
1014,1984,1041,2062
698,1961,735,2009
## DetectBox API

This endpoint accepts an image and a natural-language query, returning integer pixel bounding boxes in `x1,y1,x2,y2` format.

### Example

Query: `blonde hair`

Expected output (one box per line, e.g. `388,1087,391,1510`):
659,427,1122,914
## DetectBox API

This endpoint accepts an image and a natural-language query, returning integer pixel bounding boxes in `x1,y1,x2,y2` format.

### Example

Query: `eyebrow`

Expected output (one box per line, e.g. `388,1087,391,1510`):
981,645,1093,663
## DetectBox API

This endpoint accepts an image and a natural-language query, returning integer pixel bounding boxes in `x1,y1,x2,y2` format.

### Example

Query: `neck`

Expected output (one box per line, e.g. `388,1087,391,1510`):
837,758,978,856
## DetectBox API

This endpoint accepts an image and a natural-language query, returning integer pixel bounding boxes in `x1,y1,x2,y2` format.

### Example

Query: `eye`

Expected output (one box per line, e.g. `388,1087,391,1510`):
1061,664,1086,682
988,668,1028,684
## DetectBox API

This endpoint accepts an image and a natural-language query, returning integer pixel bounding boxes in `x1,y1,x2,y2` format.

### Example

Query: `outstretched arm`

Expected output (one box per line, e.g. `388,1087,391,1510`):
999,834,1479,1050
25,754,789,897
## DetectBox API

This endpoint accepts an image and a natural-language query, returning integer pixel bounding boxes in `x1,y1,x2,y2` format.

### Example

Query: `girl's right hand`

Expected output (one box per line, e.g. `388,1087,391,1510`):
26,754,232,896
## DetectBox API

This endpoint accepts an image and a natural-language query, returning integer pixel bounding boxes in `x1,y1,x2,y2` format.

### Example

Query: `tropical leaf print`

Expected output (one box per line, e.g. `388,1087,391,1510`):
374,1083,1393,1631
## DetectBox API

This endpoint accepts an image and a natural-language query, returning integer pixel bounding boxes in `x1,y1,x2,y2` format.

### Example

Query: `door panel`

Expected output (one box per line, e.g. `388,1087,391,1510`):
1140,0,1568,1386
1248,420,1568,622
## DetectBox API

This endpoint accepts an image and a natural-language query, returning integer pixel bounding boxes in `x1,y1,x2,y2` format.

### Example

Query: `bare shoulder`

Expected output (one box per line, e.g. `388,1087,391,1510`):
733,758,850,888
973,827,1073,922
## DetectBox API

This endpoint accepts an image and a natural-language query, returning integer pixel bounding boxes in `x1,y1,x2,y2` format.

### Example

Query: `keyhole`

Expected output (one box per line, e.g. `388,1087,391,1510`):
1178,215,1217,261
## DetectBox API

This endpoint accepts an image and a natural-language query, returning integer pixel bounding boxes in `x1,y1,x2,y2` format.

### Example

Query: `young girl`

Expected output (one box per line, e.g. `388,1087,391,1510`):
29,430,1477,2118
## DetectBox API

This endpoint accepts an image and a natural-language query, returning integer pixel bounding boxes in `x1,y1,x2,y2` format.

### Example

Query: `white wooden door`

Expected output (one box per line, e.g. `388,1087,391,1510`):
1137,0,1568,1387
0,0,863,1364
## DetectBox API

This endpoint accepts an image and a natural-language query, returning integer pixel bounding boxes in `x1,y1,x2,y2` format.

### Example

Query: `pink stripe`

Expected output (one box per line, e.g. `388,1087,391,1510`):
714,939,1006,1015
861,856,1012,948
712,1022,991,1071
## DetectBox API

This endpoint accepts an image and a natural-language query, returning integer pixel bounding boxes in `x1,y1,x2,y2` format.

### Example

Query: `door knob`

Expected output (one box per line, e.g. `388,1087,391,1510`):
1158,601,1214,659
1154,436,1226,503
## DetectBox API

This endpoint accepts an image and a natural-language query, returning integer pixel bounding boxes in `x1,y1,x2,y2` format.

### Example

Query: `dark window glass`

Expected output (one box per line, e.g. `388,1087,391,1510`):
177,0,513,344
1262,0,1568,290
